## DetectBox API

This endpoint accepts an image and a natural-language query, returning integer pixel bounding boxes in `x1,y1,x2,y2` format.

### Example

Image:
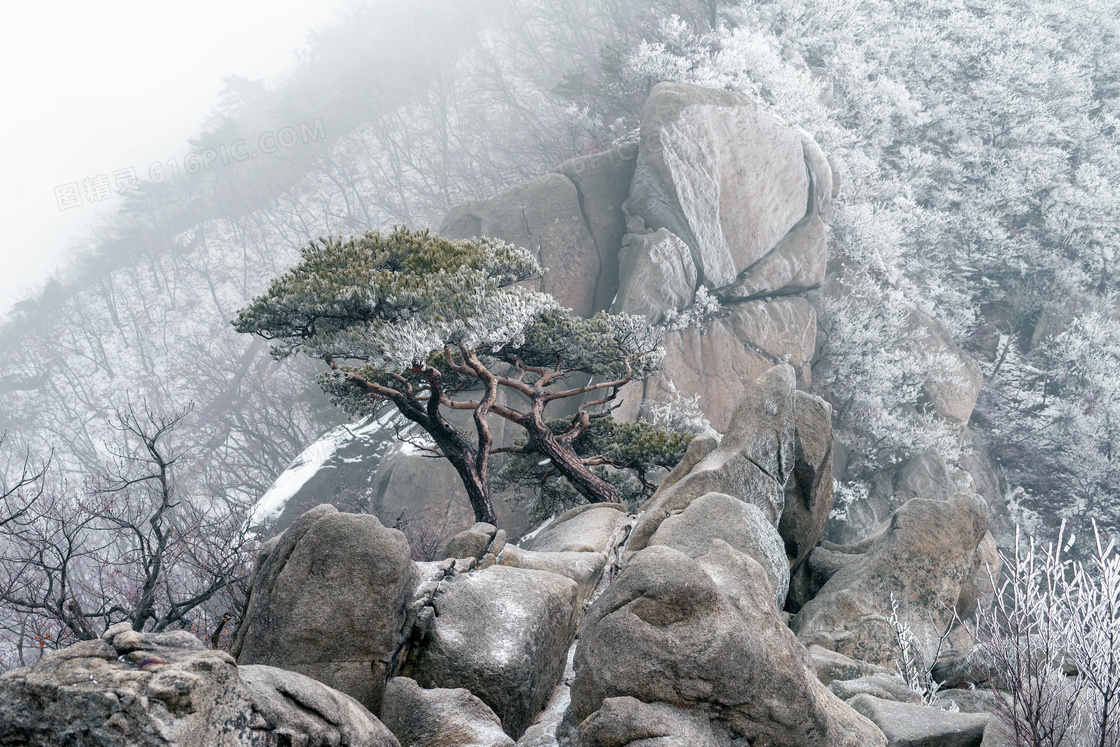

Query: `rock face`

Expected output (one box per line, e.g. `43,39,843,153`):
910,309,984,426
847,694,989,747
403,565,580,739
626,82,826,289
497,545,607,606
441,173,601,319
555,139,640,313
232,505,420,715
792,493,989,667
630,365,797,552
827,449,956,545
613,228,697,323
570,545,886,746
577,696,730,746
641,297,817,431
0,624,399,747
380,676,513,747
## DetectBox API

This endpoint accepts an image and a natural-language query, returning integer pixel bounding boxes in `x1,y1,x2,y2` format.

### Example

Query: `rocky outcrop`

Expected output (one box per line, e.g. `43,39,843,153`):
498,545,607,606
403,565,580,739
612,228,697,323
570,545,886,746
576,696,730,746
381,676,514,747
232,504,420,715
847,694,989,747
630,365,796,552
792,493,989,667
640,297,817,431
0,624,398,747
909,309,983,426
555,139,640,313
783,391,835,611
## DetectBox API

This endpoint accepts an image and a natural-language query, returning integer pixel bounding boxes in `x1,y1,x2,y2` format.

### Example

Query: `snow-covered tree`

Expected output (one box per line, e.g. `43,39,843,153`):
235,227,666,523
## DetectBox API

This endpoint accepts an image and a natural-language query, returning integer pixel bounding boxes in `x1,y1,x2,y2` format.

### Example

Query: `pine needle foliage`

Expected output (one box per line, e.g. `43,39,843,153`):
496,417,694,521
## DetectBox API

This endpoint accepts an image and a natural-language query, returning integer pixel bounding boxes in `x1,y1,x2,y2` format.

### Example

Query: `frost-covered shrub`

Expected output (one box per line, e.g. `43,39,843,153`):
972,524,1120,746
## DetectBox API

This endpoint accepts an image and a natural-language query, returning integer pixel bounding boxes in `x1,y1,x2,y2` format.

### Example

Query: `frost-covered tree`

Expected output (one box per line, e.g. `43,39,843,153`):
234,227,665,524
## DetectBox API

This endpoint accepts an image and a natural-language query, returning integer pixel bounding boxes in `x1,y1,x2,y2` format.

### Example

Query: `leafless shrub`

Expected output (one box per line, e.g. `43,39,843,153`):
0,403,258,670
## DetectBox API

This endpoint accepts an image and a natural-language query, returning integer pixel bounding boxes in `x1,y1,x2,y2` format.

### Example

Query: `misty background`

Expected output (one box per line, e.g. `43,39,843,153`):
0,0,346,311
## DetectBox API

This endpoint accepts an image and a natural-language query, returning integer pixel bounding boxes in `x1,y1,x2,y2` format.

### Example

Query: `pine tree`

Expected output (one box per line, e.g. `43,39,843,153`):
234,227,667,524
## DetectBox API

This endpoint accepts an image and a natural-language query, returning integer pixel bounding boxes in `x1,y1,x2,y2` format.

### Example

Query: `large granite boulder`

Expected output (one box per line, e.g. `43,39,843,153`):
847,694,989,747
792,493,989,667
630,365,797,552
0,624,398,747
498,545,607,606
577,696,729,746
909,310,983,426
626,82,827,289
648,491,789,609
232,505,420,715
403,565,580,739
380,676,513,747
570,545,886,746
440,172,601,319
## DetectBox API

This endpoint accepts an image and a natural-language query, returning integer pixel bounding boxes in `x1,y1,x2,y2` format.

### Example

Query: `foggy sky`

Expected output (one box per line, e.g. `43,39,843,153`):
0,0,346,314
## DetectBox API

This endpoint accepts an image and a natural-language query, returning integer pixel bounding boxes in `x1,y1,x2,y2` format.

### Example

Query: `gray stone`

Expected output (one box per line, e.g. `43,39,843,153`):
524,503,628,554
406,565,580,739
716,211,827,301
441,172,601,319
239,665,401,746
232,505,420,715
577,697,726,747
0,629,399,747
630,365,797,552
612,229,697,324
648,491,789,609
792,494,989,668
641,298,816,432
570,545,887,746
810,645,895,686
847,694,989,747
498,545,607,606
643,434,718,508
381,676,513,747
626,82,813,289
829,673,923,705
441,522,499,561
555,139,640,313
910,310,983,426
